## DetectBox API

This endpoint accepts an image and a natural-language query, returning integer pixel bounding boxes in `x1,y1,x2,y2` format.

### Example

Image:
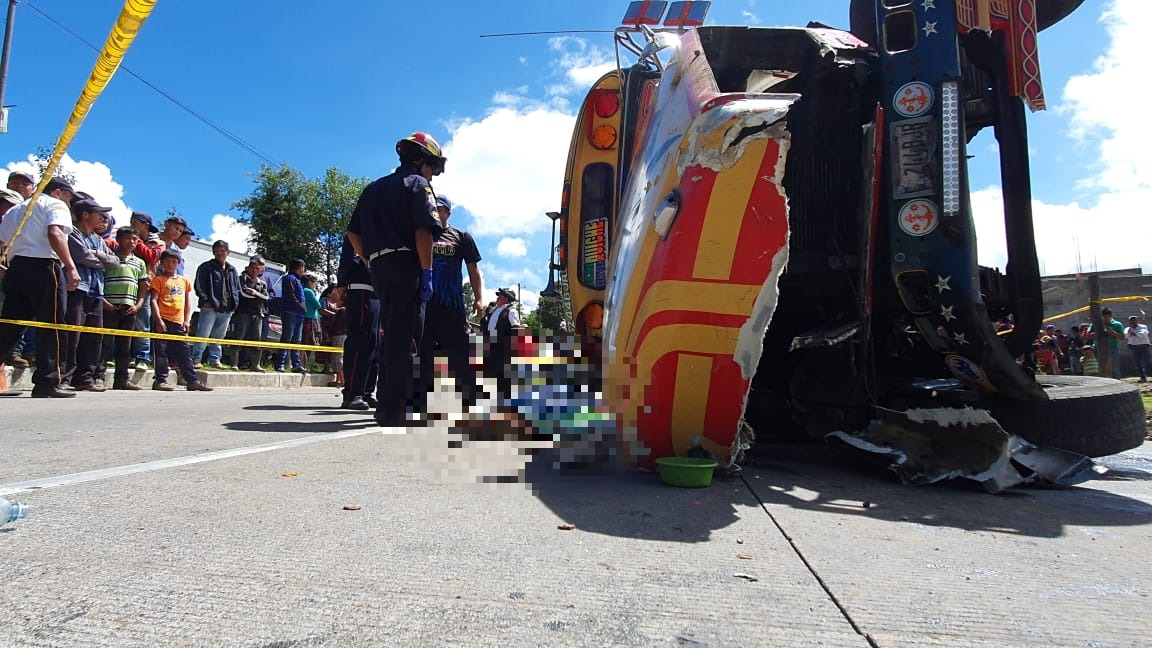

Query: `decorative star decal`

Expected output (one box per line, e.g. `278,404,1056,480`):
935,275,952,293
941,305,956,322
923,20,938,36
922,0,935,10
953,331,969,346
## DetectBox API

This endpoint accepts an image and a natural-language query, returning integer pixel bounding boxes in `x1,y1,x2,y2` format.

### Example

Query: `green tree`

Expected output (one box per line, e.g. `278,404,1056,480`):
521,308,543,336
309,167,370,283
537,296,566,334
32,145,77,185
463,282,478,327
232,164,322,269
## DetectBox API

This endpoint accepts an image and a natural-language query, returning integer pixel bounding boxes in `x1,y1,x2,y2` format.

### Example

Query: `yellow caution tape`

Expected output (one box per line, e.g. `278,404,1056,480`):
1042,296,1150,324
0,318,343,353
1,0,157,261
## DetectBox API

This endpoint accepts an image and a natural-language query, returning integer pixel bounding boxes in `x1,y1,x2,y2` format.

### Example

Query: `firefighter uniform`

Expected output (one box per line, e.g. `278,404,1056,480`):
335,235,379,409
347,167,442,424
415,199,483,414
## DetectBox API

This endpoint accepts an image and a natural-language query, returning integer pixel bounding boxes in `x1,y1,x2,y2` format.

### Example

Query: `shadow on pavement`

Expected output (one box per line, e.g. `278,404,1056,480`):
523,460,754,543
242,404,347,413
739,442,1152,538
223,417,377,433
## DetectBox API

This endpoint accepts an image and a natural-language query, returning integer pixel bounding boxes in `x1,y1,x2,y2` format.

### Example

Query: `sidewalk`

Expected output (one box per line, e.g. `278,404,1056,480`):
3,363,339,390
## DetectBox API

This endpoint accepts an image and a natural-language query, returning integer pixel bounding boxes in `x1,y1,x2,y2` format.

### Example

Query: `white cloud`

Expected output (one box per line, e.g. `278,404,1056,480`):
974,1,1152,276
742,10,762,25
549,36,616,88
435,106,574,237
482,265,544,306
1061,0,1148,194
6,154,130,228
208,214,253,254
491,91,524,107
496,237,528,258
519,288,539,312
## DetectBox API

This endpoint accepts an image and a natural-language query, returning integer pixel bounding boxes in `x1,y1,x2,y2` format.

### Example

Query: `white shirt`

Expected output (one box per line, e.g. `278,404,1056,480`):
487,303,520,336
0,196,73,260
1125,323,1151,346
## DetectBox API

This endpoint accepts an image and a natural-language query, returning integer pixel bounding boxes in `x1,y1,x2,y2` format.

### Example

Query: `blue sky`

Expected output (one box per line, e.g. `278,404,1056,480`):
3,1,1146,306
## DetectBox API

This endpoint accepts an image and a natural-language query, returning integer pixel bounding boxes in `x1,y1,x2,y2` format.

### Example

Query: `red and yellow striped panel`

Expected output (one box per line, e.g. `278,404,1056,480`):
608,131,790,466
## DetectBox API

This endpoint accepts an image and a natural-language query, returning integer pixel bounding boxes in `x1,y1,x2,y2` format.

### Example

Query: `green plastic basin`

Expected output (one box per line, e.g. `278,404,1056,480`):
655,457,718,488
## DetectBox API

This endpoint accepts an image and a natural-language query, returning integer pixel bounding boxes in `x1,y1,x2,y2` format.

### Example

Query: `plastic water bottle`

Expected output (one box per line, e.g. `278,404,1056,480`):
1,497,29,527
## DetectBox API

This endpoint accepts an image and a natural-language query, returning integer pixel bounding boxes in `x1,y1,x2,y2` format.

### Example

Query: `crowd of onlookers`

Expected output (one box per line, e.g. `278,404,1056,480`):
0,170,345,394
1026,307,1152,381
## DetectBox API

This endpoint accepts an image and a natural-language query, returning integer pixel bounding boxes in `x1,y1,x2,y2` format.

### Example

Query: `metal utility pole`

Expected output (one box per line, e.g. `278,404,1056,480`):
0,0,16,134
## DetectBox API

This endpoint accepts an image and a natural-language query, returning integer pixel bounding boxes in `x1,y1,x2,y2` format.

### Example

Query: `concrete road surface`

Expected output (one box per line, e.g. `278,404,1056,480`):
0,388,1149,647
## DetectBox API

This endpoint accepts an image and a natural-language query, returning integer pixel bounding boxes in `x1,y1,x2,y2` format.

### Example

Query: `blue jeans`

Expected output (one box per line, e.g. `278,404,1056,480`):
132,299,151,362
278,310,304,370
154,320,199,386
1130,345,1152,381
191,308,233,364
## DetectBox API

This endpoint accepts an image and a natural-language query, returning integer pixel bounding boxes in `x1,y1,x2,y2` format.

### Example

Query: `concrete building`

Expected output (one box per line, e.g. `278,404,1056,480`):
1041,267,1151,376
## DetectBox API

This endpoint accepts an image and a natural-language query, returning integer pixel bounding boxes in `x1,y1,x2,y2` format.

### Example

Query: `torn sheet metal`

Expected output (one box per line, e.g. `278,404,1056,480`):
827,407,1099,492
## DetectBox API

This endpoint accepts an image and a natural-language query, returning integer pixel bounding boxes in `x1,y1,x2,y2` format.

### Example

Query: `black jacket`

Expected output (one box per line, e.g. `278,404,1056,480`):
194,260,240,311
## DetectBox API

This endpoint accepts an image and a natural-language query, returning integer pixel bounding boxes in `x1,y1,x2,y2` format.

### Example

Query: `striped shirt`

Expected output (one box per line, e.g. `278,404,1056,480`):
104,254,148,307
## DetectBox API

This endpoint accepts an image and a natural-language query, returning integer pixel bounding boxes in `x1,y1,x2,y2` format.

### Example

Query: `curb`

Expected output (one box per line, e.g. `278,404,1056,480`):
3,365,340,390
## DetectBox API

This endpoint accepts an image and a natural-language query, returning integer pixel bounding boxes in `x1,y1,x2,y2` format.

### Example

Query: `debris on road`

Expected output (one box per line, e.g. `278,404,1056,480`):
733,573,759,582
737,553,753,560
557,523,576,530
342,505,361,511
281,472,299,477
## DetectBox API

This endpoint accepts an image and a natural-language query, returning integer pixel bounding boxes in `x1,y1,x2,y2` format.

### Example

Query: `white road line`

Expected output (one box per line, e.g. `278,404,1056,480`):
0,428,386,496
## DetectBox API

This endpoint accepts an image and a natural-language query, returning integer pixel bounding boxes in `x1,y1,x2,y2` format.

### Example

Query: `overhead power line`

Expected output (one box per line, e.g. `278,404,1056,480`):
22,1,280,168
479,29,614,38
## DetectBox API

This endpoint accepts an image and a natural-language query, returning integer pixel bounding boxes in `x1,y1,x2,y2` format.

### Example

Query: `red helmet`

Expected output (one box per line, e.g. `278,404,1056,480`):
396,132,446,172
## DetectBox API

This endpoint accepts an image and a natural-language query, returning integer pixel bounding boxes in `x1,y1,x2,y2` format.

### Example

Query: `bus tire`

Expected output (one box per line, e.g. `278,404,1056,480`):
988,375,1146,457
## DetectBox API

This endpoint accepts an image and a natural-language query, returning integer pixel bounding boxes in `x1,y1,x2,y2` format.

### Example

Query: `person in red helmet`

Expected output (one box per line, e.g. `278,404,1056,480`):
347,132,445,426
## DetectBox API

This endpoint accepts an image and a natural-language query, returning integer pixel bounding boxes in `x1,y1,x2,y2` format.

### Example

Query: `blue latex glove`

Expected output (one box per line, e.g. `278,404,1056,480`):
419,268,434,302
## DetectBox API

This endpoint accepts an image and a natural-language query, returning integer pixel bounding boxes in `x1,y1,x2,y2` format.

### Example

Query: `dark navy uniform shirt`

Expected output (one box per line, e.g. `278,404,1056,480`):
336,235,373,288
431,226,481,310
347,167,443,256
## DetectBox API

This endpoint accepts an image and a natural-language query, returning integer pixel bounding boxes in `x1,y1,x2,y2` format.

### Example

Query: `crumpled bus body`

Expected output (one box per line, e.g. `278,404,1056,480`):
558,1,1144,488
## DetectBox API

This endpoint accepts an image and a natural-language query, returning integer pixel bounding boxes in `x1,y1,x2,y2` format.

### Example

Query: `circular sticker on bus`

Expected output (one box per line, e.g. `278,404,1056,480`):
894,81,934,118
898,199,939,236
945,355,996,391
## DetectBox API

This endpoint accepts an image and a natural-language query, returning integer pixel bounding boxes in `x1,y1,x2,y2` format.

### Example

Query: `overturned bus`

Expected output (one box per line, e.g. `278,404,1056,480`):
553,0,1145,489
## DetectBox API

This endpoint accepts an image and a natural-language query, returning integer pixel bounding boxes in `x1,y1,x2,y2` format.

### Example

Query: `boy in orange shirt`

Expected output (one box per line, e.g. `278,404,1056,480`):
150,249,212,392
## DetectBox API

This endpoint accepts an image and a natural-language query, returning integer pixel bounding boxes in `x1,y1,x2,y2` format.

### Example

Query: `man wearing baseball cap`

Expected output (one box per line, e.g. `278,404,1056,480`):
0,177,83,397
484,287,523,400
0,186,29,366
6,171,35,200
124,211,164,369
62,197,119,391
0,187,22,225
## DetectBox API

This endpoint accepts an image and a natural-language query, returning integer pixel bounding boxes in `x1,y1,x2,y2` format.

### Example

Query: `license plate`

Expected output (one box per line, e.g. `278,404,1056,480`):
891,118,937,198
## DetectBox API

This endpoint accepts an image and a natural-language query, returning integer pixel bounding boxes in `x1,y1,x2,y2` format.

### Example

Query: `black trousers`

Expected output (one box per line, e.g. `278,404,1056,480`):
342,288,379,403
368,252,424,424
484,337,513,400
104,305,138,386
228,311,265,367
0,256,66,394
416,301,478,411
62,290,104,388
